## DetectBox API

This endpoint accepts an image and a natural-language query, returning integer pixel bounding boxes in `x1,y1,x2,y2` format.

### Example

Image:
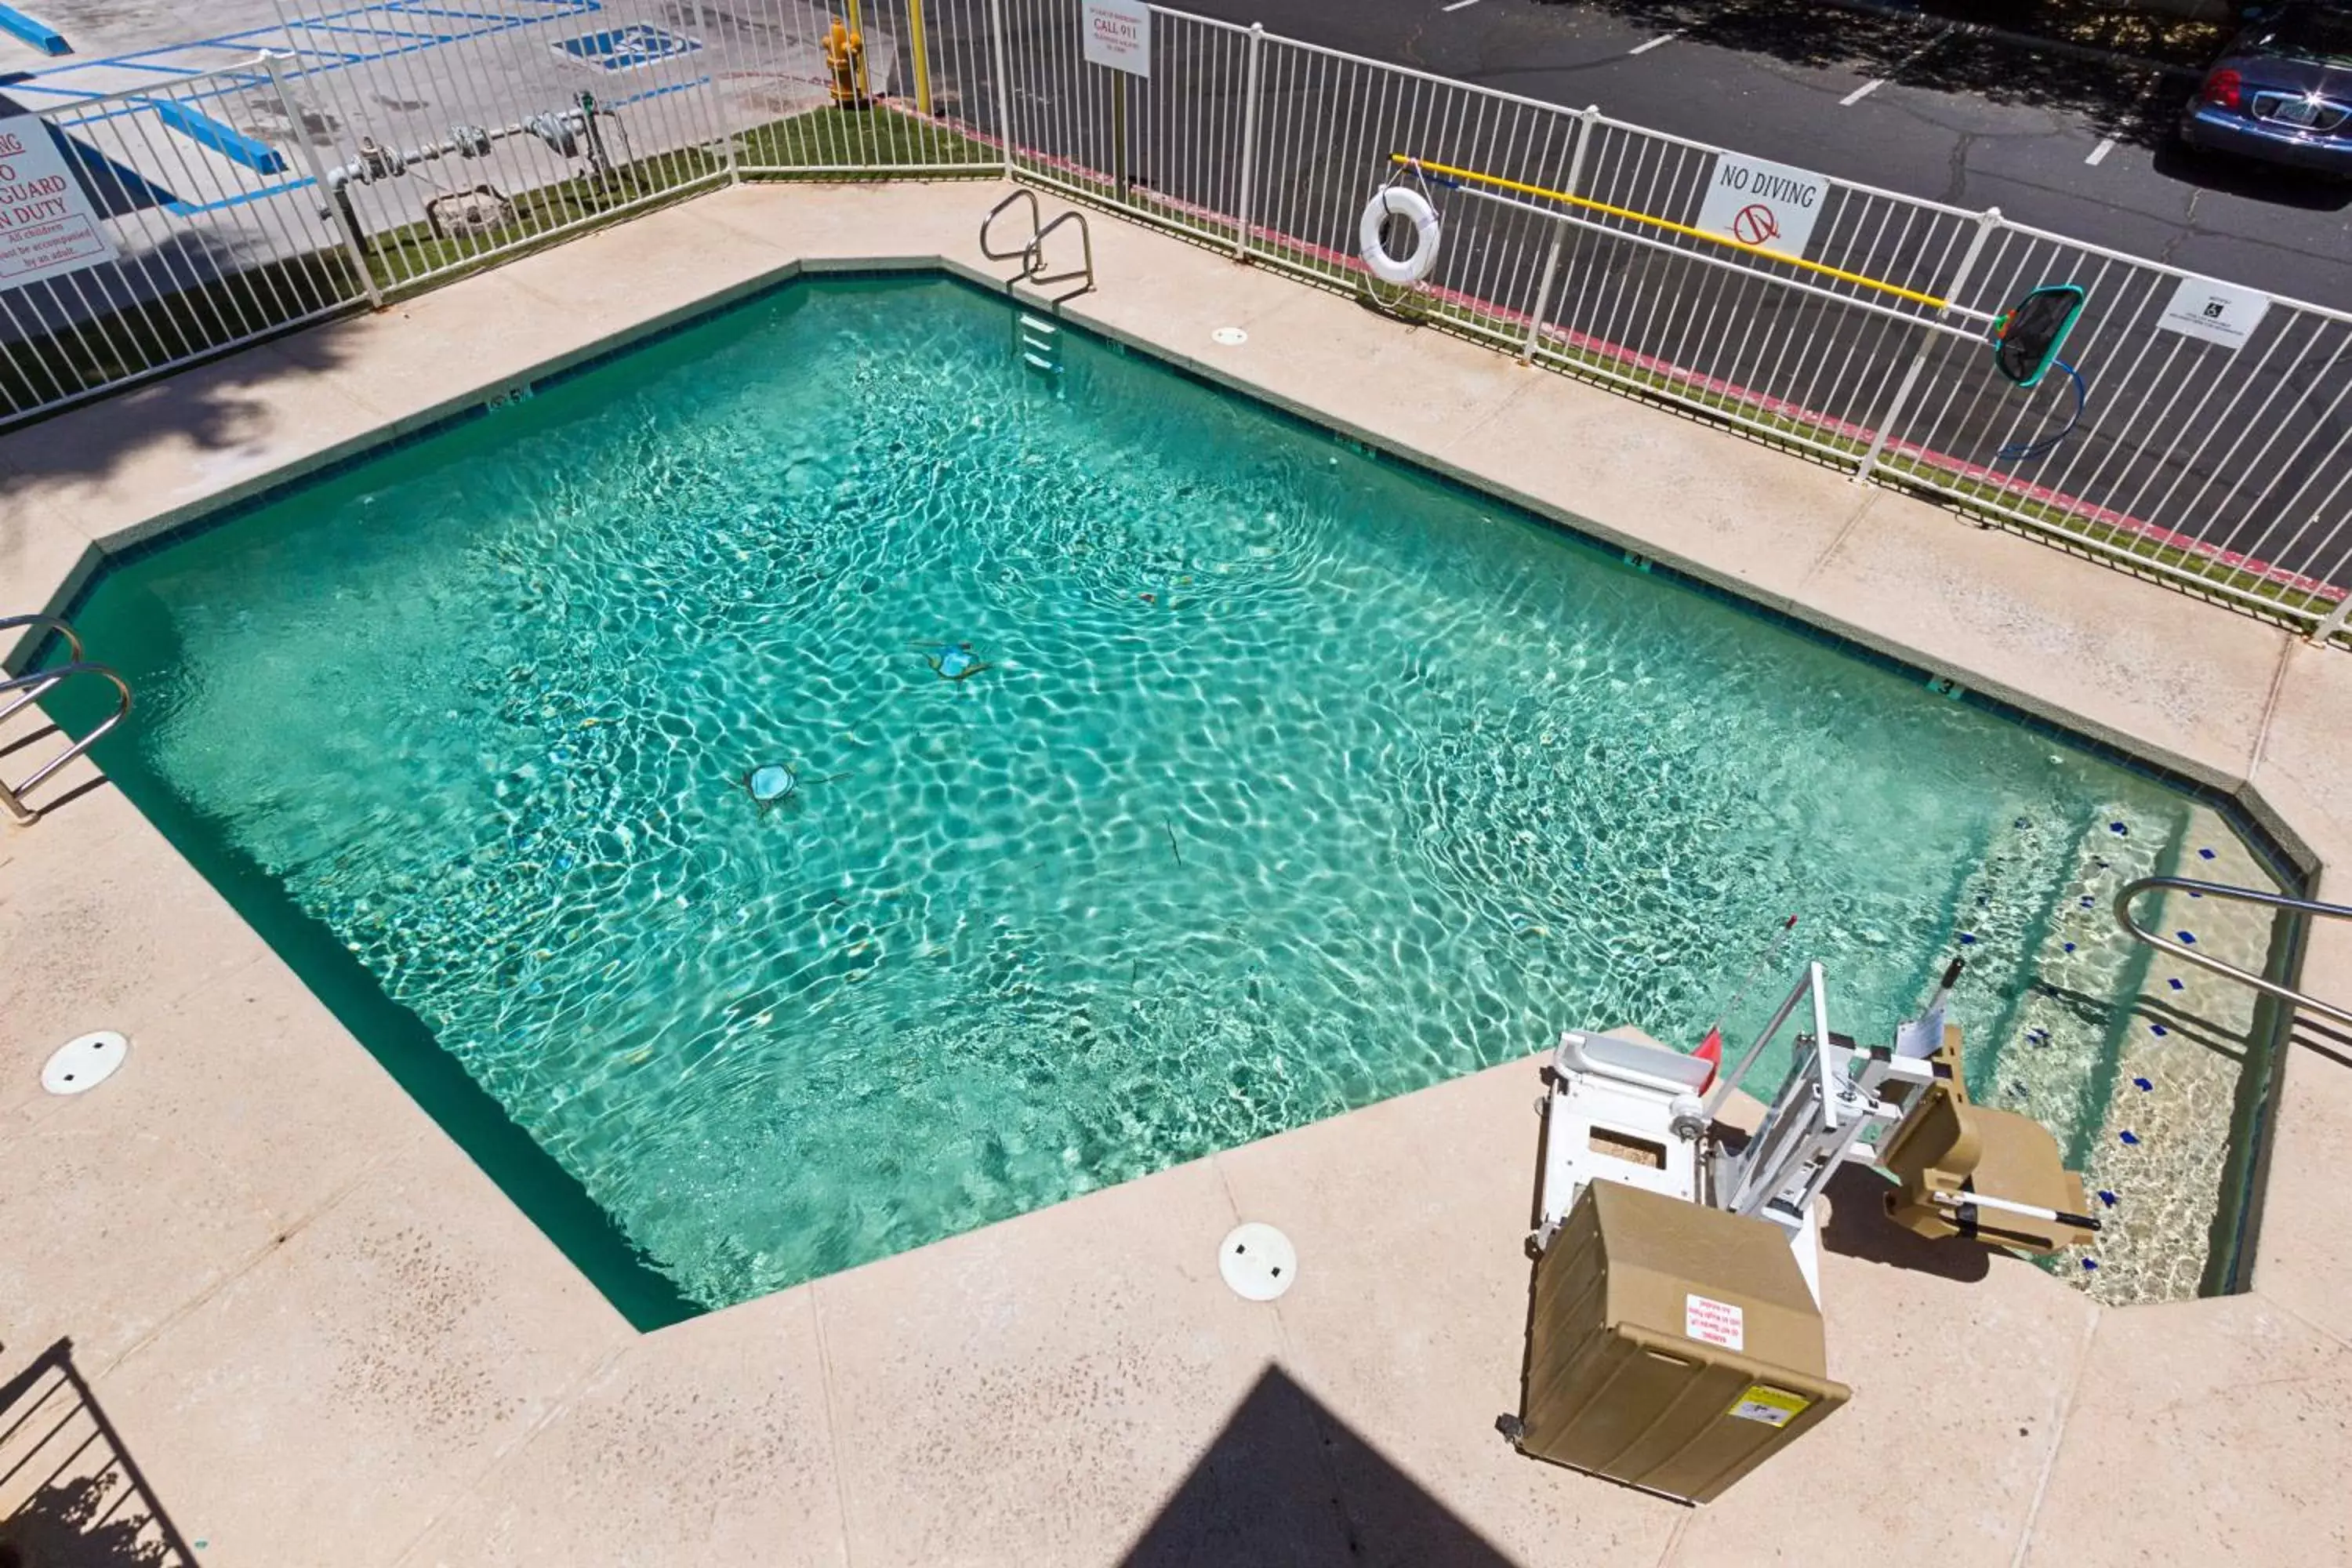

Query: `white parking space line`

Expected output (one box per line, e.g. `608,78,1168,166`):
1629,30,1680,53
1441,0,1480,11
2086,136,2116,165
1838,26,1951,107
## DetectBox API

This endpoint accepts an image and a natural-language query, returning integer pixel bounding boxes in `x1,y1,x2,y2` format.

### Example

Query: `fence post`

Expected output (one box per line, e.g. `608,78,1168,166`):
263,50,382,310
989,0,1016,180
1231,24,1265,260
1520,105,1598,363
2308,574,2352,643
685,0,738,183
1853,205,2002,484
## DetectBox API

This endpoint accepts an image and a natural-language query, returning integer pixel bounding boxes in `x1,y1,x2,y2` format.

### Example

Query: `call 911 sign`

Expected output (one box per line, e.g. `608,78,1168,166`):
1694,153,1831,260
1081,0,1152,76
0,115,117,290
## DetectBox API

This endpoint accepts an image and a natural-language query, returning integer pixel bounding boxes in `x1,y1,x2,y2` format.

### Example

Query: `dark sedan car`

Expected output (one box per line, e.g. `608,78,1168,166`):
2182,2,2352,176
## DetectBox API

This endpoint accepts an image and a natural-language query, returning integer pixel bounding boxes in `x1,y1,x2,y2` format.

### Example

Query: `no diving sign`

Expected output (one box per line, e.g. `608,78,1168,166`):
1695,154,1830,260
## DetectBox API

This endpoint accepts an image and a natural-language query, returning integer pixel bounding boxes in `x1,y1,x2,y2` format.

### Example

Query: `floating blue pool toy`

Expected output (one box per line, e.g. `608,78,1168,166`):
744,763,799,813
926,642,992,681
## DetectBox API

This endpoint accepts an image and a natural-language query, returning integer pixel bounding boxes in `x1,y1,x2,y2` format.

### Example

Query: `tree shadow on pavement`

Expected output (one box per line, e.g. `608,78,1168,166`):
1532,0,2216,150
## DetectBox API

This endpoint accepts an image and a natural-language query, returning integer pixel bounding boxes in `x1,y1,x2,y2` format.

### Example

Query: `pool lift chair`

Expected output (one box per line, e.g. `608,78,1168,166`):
1533,957,2100,1294
1507,958,2100,1501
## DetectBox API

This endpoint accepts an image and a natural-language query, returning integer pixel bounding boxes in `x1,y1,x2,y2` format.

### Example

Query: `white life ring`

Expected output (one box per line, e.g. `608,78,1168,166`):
1359,186,1441,285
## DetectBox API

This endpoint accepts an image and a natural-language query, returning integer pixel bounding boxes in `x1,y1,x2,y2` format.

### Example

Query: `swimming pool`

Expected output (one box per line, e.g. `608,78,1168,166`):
53,273,2288,1314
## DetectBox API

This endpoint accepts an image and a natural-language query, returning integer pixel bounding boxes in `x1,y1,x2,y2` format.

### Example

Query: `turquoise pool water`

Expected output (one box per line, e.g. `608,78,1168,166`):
60,274,2252,1310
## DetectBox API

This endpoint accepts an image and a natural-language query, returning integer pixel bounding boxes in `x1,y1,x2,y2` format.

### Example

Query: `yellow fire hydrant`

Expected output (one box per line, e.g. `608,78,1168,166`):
824,19,870,108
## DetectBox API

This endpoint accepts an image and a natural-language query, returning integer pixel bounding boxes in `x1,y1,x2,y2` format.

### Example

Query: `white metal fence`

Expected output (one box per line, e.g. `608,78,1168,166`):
0,62,361,421
8,0,2348,638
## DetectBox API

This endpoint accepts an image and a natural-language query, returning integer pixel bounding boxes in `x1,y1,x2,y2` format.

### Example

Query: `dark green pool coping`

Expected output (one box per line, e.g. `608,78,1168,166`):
34,265,2313,1324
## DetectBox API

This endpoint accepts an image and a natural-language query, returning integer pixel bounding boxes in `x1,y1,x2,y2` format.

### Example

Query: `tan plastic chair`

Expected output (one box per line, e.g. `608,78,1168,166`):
1875,1035,2096,1255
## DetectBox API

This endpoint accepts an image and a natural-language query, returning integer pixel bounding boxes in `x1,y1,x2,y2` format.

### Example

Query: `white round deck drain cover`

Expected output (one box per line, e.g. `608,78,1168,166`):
1219,1221,1296,1301
1211,326,1247,346
42,1031,127,1096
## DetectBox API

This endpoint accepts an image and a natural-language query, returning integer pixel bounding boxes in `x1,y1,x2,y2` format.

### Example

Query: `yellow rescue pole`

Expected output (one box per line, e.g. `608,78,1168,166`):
1390,153,1951,311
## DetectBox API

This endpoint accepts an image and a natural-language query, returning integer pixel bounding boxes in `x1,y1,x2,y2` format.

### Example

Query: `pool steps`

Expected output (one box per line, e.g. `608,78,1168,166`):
1018,312,1062,376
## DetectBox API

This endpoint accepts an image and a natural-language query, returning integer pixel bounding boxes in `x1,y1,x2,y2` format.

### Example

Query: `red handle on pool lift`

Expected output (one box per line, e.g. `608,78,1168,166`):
1693,914,1799,1094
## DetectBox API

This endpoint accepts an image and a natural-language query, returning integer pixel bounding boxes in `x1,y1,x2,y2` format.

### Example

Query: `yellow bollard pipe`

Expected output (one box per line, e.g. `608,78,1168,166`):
1389,153,1951,310
909,0,932,115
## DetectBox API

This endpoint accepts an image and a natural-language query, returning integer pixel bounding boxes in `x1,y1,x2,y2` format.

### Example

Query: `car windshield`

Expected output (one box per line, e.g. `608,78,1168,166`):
2257,5,2352,64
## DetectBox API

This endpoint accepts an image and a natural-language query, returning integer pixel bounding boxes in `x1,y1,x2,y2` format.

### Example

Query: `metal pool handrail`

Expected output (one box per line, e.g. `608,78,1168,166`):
0,612,85,672
0,614,132,824
2113,876,2352,1028
978,189,1096,304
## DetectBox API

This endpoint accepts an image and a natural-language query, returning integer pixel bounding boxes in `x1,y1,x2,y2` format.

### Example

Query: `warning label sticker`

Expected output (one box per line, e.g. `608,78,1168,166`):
1727,1384,1810,1427
1683,1293,1746,1352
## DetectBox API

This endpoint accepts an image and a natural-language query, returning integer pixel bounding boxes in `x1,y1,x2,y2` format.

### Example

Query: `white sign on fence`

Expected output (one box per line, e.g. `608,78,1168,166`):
1694,154,1829,260
2154,273,2271,351
1082,0,1152,76
0,115,118,290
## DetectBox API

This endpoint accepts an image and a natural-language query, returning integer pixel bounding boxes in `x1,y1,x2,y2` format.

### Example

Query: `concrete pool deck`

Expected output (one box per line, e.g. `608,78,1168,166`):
3,179,2351,1565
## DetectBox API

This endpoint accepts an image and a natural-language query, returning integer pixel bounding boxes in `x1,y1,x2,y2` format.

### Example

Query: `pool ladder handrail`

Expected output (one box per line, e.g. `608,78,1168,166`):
2114,875,2352,1029
0,614,132,826
980,188,1095,304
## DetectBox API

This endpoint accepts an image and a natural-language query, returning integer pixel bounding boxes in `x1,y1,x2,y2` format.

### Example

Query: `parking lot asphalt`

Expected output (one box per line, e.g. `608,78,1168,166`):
1173,0,2351,309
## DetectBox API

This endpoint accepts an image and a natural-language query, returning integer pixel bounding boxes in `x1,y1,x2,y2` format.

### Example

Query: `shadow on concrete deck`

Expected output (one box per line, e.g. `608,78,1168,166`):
0,1339,198,1568
1121,1366,1519,1566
